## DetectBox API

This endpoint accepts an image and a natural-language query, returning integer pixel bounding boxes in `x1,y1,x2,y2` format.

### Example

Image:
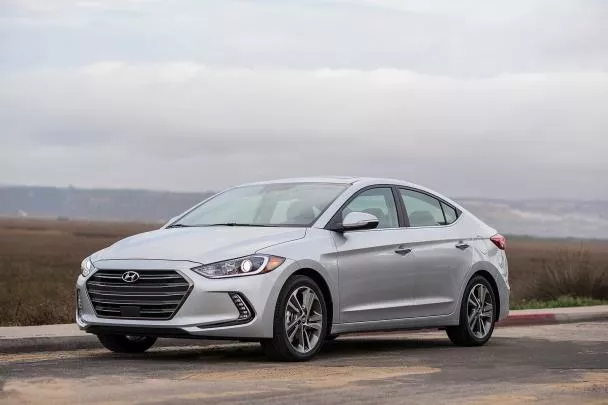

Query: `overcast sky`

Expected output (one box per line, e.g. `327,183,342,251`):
1,0,607,199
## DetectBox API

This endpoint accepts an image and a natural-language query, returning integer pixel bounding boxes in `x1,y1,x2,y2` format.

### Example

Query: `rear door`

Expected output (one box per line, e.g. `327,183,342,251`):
397,188,473,317
333,186,418,323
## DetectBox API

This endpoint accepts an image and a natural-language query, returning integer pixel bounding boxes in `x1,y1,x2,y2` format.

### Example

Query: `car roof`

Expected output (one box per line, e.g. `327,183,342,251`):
240,176,420,187
237,176,465,213
241,176,358,186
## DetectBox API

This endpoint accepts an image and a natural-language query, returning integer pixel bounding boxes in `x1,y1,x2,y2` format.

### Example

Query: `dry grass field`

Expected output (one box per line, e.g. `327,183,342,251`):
0,218,154,326
0,218,607,326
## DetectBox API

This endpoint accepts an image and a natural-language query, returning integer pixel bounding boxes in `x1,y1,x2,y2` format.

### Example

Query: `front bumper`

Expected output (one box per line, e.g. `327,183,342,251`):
76,259,294,339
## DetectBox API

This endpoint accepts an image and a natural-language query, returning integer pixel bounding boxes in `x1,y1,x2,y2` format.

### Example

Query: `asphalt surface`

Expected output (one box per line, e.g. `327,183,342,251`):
0,322,606,405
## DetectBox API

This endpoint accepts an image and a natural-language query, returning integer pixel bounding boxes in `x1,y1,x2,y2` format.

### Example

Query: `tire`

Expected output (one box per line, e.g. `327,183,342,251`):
97,334,157,353
261,275,328,361
446,275,496,347
325,334,339,341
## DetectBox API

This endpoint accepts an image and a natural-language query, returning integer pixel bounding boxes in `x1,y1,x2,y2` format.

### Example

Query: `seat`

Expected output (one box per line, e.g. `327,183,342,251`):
408,211,437,227
285,201,316,225
362,208,388,228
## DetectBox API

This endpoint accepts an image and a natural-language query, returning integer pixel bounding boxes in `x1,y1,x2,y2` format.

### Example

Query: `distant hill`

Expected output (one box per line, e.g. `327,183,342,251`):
0,186,606,239
455,198,608,240
0,186,213,223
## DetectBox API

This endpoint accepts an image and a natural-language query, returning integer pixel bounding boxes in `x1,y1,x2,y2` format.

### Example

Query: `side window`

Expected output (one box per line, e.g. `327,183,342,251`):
399,189,445,227
342,188,399,229
441,202,458,224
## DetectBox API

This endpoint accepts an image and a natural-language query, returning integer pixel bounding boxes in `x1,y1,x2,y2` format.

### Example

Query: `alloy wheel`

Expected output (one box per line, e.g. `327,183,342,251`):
466,283,494,339
284,286,323,354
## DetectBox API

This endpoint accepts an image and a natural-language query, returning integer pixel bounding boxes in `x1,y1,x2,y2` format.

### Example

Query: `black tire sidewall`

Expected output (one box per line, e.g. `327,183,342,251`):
460,276,496,345
274,275,328,361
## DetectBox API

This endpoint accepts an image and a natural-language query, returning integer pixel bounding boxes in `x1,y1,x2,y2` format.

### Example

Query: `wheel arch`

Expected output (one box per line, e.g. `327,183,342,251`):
290,268,335,330
453,261,509,324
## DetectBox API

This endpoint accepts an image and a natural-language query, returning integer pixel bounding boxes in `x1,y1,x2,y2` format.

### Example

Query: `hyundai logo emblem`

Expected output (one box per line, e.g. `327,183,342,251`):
122,271,140,283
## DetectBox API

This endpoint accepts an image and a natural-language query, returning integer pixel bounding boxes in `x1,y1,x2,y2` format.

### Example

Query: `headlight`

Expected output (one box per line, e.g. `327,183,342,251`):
192,255,285,279
81,257,95,277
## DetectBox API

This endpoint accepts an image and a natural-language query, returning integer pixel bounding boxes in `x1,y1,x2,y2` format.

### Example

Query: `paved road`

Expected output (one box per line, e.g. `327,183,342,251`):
1,322,606,405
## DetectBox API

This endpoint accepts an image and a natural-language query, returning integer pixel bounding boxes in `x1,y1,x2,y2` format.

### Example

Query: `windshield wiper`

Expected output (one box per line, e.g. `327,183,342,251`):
166,223,191,228
205,223,273,227
170,223,278,228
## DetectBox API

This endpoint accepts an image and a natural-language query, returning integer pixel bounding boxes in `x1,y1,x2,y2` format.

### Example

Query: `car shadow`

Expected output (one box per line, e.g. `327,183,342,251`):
89,336,454,364
322,336,453,356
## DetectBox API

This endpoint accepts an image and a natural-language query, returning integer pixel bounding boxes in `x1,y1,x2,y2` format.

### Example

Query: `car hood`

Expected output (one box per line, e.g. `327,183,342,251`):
93,226,307,264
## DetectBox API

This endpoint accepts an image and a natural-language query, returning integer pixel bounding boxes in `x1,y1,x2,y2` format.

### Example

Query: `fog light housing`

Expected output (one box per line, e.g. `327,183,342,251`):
196,292,255,330
229,293,253,321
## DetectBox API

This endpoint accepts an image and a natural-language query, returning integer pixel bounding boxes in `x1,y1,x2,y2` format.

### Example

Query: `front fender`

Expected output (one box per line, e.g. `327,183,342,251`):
257,228,340,329
258,259,339,334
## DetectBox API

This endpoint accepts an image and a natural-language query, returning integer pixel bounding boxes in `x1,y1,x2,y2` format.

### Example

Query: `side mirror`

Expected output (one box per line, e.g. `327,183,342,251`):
334,211,379,232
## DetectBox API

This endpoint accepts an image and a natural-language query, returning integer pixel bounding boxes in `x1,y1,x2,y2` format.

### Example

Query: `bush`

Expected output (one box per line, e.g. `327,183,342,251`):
533,249,608,301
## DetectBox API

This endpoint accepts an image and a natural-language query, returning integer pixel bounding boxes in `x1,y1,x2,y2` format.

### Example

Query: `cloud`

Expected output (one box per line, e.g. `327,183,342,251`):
3,0,159,13
1,1,607,200
1,62,607,199
2,0,607,75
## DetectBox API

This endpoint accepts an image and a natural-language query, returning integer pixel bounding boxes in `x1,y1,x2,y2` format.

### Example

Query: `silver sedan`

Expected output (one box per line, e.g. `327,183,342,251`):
76,177,509,361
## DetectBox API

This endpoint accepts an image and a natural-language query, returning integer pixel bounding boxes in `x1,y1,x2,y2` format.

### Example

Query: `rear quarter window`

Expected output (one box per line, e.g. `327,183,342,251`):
441,202,459,224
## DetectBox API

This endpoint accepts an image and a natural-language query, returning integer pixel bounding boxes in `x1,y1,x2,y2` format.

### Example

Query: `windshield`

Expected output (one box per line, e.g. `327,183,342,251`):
172,182,349,227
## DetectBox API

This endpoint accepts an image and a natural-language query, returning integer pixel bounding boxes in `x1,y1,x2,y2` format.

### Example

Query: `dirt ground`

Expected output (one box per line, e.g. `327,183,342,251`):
1,322,607,405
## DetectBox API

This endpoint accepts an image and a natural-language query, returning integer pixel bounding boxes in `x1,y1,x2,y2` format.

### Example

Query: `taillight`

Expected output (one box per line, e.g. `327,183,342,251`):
490,234,506,250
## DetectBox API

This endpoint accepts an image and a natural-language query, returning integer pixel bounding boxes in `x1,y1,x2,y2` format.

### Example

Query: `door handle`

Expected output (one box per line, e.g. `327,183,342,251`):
394,247,412,256
455,242,470,250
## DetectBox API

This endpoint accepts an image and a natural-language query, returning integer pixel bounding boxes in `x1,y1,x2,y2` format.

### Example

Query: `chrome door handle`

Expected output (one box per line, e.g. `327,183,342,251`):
394,247,412,255
455,242,470,250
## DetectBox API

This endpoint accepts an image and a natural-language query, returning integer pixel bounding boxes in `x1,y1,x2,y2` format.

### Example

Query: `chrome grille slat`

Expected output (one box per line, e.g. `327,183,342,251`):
87,281,189,290
88,291,187,298
94,274,184,281
86,269,191,320
92,275,123,279
90,298,183,306
94,307,121,313
94,306,175,315
140,309,175,314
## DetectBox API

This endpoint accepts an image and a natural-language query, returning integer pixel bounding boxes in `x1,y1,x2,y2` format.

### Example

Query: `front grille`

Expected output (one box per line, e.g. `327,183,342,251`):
86,269,191,320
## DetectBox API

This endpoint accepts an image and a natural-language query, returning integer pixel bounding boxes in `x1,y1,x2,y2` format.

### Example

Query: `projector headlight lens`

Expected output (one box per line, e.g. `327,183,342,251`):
192,255,285,279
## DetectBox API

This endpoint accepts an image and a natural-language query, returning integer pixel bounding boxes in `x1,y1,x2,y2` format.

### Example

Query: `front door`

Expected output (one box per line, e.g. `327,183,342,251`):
333,187,417,323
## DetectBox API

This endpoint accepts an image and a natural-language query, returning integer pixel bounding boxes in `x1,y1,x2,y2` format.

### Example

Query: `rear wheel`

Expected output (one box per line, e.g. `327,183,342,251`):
261,275,328,361
97,334,157,353
446,275,496,346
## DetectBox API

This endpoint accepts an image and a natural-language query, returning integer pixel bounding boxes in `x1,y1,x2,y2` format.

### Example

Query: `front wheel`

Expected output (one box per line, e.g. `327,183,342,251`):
261,275,328,361
446,275,496,346
97,334,157,353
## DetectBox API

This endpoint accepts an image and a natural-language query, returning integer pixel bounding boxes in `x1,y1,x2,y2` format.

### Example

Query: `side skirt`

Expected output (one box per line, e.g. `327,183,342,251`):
330,313,459,335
